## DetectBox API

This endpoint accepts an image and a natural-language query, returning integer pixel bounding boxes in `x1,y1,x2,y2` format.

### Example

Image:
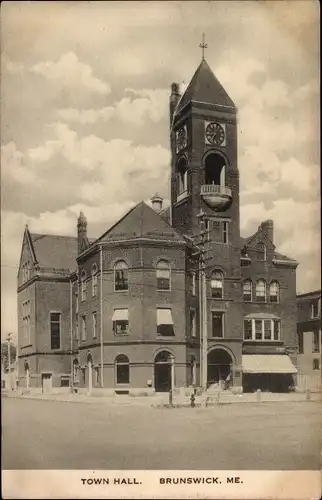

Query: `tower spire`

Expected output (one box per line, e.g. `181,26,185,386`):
199,33,208,60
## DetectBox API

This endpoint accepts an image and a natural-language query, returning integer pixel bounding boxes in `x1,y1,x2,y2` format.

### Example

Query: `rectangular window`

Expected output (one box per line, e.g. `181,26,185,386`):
273,320,280,341
157,308,174,336
22,300,31,345
223,222,228,244
156,273,170,290
264,320,272,340
81,315,87,341
243,281,252,302
298,331,304,354
81,280,87,302
50,312,61,350
313,359,320,370
92,275,98,297
115,270,128,291
190,309,196,337
256,282,266,302
310,301,319,319
113,309,129,335
60,377,70,387
244,319,252,340
255,320,262,340
211,312,224,338
204,219,212,242
313,330,320,353
92,311,97,338
192,272,196,296
75,313,79,340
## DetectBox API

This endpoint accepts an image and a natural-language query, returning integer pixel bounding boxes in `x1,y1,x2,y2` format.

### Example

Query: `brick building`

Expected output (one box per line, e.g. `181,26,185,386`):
296,290,321,392
17,57,299,394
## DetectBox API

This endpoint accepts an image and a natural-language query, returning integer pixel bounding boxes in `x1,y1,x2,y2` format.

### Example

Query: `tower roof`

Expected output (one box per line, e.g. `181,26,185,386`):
176,59,235,114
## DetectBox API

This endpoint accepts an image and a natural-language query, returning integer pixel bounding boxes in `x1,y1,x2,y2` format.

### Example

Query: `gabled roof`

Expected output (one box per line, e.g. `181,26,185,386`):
97,201,185,244
176,59,235,114
30,233,78,271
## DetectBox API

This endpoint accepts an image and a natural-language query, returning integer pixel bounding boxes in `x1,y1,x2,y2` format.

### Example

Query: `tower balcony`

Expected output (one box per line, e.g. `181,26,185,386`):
200,184,232,210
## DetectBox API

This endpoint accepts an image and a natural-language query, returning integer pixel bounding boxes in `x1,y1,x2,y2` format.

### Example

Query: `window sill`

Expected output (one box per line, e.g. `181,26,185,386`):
243,339,282,343
209,336,224,340
157,289,171,293
21,344,32,349
114,290,129,293
114,333,130,337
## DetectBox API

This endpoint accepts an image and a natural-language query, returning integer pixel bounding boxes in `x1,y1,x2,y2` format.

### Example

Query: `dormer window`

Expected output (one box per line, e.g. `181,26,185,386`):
256,242,266,262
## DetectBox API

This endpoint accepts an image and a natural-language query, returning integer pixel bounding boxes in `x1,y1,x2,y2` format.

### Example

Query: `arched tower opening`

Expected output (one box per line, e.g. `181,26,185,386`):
205,153,226,186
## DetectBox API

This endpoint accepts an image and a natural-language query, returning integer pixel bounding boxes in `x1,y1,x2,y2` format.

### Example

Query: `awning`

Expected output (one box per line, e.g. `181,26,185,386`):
242,355,297,374
244,313,280,320
157,308,173,326
112,309,129,321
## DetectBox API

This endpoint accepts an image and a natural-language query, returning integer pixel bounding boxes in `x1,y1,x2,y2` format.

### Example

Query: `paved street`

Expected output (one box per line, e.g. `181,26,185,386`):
2,398,321,470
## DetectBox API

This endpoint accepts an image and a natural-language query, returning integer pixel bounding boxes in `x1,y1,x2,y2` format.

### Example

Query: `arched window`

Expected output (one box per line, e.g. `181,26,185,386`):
256,242,266,262
81,270,87,301
211,270,223,299
205,153,226,186
256,279,266,302
92,263,98,297
243,280,252,302
156,260,171,291
115,354,130,384
177,157,188,198
269,281,280,303
114,260,128,291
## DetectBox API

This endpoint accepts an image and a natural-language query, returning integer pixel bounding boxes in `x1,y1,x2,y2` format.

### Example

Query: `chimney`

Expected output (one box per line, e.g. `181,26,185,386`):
170,82,181,124
150,193,163,213
260,219,274,244
77,211,87,254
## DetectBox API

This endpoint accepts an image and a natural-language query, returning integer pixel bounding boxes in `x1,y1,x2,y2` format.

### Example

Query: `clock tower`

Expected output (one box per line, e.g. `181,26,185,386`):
169,52,243,389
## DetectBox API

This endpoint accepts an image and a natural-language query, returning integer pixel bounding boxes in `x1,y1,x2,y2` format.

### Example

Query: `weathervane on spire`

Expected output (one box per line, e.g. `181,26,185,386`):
199,33,208,60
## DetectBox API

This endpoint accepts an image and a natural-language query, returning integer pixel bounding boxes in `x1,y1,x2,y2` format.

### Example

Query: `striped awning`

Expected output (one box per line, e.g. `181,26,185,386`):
112,309,129,321
242,355,297,374
157,308,173,325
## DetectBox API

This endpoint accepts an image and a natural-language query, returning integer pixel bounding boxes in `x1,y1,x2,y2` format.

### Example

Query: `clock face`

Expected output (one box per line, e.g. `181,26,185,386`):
176,126,187,152
205,122,225,146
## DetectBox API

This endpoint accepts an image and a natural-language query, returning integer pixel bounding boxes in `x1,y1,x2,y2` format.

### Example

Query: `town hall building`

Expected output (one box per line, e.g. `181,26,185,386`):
17,54,299,395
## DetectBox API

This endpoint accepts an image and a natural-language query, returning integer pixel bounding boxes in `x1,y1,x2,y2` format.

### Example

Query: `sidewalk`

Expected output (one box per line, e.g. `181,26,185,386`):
3,389,321,406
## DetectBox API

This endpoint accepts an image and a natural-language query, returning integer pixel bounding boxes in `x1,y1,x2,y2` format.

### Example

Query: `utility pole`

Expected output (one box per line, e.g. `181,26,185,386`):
193,211,208,393
7,332,12,391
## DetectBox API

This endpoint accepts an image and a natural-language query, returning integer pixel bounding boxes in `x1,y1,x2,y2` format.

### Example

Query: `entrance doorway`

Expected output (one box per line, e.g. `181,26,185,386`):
87,353,93,394
207,349,233,388
154,351,172,392
42,373,52,394
24,361,30,389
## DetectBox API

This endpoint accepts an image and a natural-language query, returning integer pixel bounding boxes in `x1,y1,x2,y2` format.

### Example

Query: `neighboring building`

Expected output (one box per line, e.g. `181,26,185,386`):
17,55,299,394
297,290,321,392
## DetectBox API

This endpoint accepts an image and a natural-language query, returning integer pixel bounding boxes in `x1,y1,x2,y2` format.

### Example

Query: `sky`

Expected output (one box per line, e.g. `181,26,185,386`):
1,0,320,339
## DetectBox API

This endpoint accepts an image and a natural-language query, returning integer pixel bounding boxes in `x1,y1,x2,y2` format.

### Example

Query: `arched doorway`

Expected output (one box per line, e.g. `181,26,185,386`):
207,348,233,388
189,355,197,386
73,359,80,384
24,360,30,389
87,352,93,394
154,351,173,392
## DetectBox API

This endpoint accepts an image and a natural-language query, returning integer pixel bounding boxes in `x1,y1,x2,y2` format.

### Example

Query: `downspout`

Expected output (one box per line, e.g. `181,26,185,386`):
69,273,73,391
100,245,104,388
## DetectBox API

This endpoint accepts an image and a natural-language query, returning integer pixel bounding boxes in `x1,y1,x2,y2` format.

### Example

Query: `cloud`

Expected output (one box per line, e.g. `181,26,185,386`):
30,52,111,95
56,88,168,126
1,142,37,185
